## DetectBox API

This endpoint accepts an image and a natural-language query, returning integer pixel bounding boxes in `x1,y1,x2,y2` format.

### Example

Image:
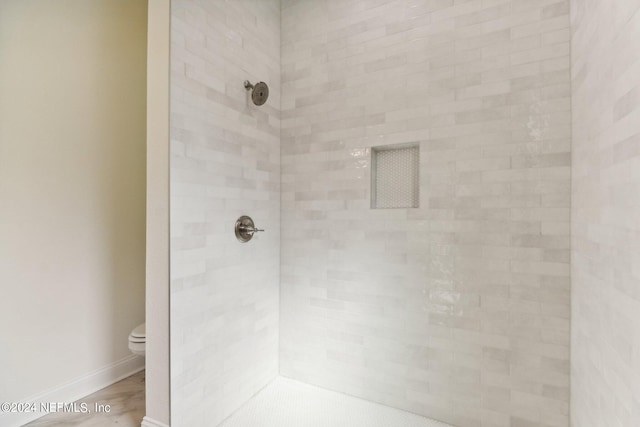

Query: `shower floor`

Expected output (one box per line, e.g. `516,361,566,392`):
219,377,453,427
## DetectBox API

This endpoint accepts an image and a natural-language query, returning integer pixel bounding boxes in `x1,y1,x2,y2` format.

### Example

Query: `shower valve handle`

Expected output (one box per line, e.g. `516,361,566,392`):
235,215,264,243
239,225,264,234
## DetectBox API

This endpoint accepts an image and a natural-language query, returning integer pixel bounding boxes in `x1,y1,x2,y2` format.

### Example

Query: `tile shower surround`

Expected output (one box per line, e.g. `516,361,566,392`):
570,1,640,427
170,1,281,426
280,1,572,427
168,0,575,426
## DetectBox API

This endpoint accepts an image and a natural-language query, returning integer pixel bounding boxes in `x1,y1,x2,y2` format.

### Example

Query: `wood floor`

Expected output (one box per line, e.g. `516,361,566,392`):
23,370,145,427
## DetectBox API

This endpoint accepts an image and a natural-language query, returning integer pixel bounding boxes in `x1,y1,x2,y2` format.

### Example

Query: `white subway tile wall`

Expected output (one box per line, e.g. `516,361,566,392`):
571,1,640,427
280,1,571,426
170,1,281,426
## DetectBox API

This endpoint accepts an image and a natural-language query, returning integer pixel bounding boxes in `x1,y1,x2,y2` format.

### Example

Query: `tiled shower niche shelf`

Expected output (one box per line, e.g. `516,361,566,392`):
371,143,419,209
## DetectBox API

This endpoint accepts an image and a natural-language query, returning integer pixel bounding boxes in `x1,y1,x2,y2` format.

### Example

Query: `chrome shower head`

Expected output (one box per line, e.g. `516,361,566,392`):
244,80,269,106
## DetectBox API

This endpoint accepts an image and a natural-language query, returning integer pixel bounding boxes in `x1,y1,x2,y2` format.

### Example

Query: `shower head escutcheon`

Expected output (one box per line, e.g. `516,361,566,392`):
244,80,269,106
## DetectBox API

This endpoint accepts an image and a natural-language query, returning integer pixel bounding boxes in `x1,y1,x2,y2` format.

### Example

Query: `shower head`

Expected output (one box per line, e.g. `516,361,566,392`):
244,80,269,106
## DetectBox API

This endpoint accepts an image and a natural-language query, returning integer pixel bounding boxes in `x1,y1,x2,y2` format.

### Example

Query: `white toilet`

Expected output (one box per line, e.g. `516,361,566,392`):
128,323,146,356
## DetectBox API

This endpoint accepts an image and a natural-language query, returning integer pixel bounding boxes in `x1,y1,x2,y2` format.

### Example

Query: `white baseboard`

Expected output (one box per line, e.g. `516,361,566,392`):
0,354,144,427
141,416,170,427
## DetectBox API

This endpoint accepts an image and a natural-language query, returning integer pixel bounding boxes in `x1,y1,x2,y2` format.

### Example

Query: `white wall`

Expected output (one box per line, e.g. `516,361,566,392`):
145,1,171,426
0,0,147,423
281,1,572,426
571,1,640,426
170,1,281,426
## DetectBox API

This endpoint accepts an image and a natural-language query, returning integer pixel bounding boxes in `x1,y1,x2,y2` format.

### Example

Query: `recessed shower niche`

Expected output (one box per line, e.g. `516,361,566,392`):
371,143,419,209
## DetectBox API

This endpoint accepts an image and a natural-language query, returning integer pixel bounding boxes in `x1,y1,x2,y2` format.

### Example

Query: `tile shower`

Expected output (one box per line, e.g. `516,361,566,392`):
168,1,640,427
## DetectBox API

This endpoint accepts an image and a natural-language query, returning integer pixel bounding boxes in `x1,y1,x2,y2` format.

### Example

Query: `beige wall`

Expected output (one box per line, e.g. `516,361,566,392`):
571,1,640,426
0,0,147,421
